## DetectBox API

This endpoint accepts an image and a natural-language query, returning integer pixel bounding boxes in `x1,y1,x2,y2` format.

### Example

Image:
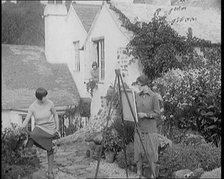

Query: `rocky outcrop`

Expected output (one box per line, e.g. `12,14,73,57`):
172,168,205,178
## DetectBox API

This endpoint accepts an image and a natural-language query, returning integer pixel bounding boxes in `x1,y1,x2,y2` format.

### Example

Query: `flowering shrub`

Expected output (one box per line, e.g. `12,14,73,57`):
103,128,123,153
111,117,135,145
153,47,221,146
86,79,98,97
116,142,135,169
2,124,28,165
1,123,39,178
158,143,221,178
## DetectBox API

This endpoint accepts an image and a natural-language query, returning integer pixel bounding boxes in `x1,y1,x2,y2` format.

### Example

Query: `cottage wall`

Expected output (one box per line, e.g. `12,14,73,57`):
65,6,89,98
84,5,141,117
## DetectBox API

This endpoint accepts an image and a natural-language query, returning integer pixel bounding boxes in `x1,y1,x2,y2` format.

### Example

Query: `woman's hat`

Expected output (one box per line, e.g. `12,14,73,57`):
132,74,150,86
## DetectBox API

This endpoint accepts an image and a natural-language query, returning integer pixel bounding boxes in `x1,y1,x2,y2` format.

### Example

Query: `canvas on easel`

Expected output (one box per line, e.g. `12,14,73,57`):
121,89,138,122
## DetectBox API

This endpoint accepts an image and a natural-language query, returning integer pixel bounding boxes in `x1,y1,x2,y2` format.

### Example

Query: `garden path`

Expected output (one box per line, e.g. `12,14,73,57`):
21,140,108,179
21,139,139,179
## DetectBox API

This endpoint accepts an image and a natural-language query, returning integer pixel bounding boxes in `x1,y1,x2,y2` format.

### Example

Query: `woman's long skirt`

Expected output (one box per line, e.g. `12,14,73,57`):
134,129,159,176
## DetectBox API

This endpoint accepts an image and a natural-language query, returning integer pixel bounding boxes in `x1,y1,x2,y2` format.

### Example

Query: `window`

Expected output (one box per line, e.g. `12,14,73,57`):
74,41,80,72
93,38,105,80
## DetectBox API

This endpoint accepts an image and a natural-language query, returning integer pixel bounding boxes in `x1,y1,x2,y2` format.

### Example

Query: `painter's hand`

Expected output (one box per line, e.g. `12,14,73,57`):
138,112,147,119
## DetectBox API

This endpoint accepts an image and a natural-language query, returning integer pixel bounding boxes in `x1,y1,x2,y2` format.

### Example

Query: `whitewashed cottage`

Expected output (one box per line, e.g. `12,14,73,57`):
42,1,220,118
79,1,221,117
44,2,101,99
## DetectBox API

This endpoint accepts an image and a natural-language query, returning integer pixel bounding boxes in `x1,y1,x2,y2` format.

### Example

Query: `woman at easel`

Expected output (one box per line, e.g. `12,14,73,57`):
132,74,161,178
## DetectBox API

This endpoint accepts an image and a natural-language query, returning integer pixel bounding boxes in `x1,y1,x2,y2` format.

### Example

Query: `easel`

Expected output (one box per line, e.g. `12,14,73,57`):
94,69,155,178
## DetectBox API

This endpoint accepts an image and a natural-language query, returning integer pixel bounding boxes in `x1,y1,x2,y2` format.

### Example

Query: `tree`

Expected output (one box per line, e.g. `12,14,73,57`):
127,14,192,81
2,1,45,46
2,2,26,44
110,5,217,81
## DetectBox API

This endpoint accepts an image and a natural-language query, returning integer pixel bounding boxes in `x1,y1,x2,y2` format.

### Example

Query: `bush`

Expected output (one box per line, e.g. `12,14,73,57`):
86,79,98,97
2,165,26,179
103,128,123,153
111,117,135,145
116,142,135,169
1,124,28,165
65,123,77,136
158,143,221,178
2,2,44,46
1,123,39,178
154,49,221,146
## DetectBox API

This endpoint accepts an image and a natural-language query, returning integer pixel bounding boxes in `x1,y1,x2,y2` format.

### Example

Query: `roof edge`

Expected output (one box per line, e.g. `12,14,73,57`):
83,3,104,48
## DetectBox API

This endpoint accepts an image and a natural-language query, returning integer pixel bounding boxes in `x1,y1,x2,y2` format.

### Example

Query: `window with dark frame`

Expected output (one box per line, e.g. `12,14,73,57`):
93,39,105,80
74,41,80,72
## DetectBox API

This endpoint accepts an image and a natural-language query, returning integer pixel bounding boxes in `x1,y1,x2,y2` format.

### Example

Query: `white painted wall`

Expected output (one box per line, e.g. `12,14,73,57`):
44,3,90,98
65,5,89,98
84,4,142,117
44,4,69,64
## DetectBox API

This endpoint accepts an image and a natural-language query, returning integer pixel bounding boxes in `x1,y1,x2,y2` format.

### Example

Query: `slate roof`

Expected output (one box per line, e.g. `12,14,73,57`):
72,3,101,32
2,44,80,110
109,2,221,44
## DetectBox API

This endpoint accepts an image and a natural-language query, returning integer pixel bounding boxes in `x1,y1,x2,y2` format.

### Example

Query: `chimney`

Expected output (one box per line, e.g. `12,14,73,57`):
44,3,69,64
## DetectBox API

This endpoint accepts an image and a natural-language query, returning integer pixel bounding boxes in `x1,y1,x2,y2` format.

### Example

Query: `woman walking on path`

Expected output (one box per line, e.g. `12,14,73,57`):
22,87,60,179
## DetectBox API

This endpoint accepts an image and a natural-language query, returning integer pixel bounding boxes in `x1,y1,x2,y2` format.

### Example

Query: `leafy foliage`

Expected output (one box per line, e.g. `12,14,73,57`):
103,128,123,153
111,117,135,145
158,143,221,178
86,79,98,97
1,123,39,178
2,124,28,165
116,142,135,169
62,99,91,135
64,123,77,136
105,86,120,108
2,1,44,46
153,46,221,146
